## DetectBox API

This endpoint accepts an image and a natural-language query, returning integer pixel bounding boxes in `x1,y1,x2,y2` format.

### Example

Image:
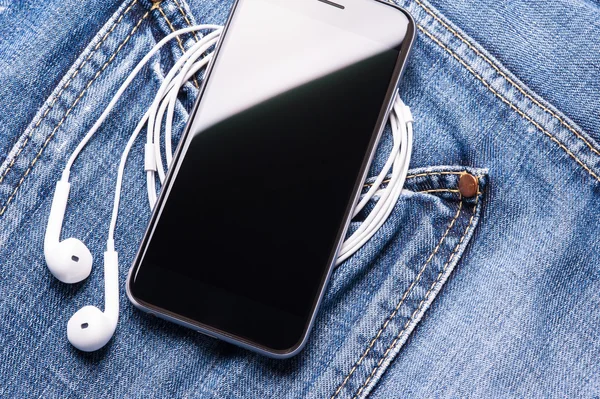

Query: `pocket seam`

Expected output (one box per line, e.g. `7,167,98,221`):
407,171,468,179
0,0,139,189
414,24,600,183
331,180,469,399
351,194,480,399
172,0,200,42
364,172,484,200
412,0,600,160
0,3,150,217
156,3,200,89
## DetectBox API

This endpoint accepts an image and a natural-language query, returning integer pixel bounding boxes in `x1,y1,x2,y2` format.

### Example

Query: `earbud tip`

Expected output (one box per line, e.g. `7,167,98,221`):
46,238,93,284
67,306,115,352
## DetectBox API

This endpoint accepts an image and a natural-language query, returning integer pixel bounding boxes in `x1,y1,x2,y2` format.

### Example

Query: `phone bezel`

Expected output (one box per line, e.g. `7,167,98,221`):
127,0,415,358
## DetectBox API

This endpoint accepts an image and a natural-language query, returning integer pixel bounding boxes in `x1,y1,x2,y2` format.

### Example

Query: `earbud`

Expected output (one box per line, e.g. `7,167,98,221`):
67,247,119,351
43,25,222,352
44,180,93,283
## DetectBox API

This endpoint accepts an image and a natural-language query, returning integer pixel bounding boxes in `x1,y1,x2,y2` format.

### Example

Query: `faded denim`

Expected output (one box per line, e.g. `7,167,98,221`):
0,0,598,397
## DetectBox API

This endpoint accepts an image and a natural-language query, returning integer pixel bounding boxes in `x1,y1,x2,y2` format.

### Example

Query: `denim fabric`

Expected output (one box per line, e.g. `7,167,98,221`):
0,0,599,398
423,0,600,144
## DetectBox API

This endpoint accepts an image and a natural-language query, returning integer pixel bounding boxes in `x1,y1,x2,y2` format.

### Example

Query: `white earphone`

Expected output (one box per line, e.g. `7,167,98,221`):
44,25,221,352
44,172,120,351
44,179,93,283
44,24,413,352
66,246,119,352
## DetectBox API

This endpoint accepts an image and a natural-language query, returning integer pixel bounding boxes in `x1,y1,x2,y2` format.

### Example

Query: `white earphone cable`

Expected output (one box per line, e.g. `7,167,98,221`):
61,24,222,182
108,27,221,244
336,97,413,265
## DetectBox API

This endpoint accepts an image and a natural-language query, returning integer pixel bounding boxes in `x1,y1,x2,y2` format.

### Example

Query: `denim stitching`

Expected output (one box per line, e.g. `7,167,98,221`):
412,0,600,158
417,188,482,196
157,4,199,88
171,0,202,88
406,171,465,179
0,10,151,216
331,197,464,399
364,172,484,189
363,172,465,188
172,0,200,42
364,172,465,188
157,5,186,54
419,189,482,195
419,188,460,194
352,193,480,399
0,0,139,187
416,25,600,183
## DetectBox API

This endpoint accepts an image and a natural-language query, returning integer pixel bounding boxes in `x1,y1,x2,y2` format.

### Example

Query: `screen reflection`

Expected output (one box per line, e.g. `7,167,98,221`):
132,0,410,352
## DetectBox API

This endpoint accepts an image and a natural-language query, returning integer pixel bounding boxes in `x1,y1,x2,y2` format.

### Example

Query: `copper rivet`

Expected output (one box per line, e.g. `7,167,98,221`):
458,173,478,198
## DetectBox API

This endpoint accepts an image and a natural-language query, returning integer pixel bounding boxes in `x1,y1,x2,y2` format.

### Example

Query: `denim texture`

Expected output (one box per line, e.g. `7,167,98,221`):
0,0,598,397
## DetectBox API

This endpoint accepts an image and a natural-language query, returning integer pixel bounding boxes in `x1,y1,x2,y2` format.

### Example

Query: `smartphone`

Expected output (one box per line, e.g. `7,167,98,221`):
127,0,414,358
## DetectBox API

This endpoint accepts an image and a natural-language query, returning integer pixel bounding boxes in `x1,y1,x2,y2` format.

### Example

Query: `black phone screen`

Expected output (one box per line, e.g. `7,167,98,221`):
129,0,413,354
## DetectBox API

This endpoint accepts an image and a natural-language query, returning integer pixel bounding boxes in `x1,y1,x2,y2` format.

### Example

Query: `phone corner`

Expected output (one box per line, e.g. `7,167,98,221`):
125,265,145,312
262,333,311,360
380,1,416,45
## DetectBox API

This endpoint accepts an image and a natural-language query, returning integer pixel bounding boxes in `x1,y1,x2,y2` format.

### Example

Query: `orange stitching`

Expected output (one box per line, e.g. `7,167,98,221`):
363,171,484,189
157,5,186,54
172,0,202,88
363,171,463,188
0,11,150,217
420,189,483,196
406,171,465,179
413,0,600,159
172,0,200,42
416,25,600,183
0,0,139,187
331,199,464,399
418,188,460,194
157,5,199,88
353,194,480,399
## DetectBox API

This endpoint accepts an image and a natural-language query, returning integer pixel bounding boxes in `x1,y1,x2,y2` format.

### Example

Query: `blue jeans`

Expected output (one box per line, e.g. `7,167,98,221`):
1,0,599,397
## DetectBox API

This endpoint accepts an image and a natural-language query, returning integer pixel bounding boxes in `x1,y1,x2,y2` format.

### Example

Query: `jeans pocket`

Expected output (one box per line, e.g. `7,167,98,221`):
0,1,488,396
115,164,488,399
311,165,487,399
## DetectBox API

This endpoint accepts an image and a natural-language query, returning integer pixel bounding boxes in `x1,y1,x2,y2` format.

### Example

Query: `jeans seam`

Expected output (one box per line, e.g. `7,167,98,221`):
172,0,200,42
364,172,484,190
0,8,151,217
415,24,600,183
363,172,466,188
330,188,465,399
156,3,200,88
352,194,480,399
412,0,600,159
406,171,467,179
418,188,459,194
0,0,139,189
157,4,186,55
